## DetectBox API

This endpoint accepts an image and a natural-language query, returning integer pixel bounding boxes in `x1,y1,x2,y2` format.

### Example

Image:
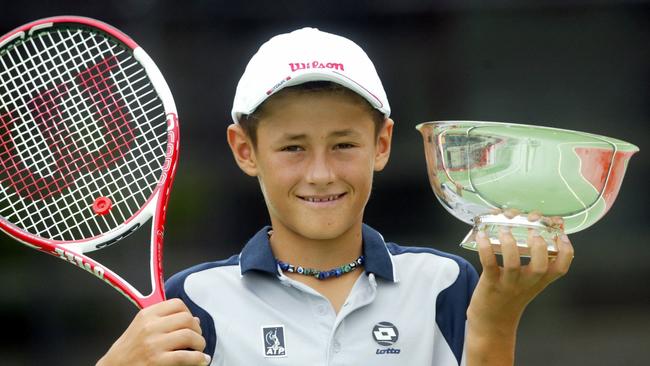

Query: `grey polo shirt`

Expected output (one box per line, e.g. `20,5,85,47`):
166,224,478,365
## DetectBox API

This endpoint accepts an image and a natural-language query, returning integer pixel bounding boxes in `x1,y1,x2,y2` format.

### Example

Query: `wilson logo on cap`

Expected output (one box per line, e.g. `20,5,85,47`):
289,61,344,72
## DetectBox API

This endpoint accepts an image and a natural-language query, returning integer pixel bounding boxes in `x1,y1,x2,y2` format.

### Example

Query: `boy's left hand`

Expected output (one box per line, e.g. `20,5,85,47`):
464,223,574,365
468,225,574,329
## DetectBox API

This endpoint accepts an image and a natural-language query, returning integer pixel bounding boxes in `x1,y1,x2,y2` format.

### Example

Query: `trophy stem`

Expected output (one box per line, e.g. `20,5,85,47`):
460,214,563,257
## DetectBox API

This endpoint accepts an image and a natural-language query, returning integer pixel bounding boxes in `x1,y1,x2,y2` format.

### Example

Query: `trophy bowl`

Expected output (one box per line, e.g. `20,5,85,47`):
416,121,639,256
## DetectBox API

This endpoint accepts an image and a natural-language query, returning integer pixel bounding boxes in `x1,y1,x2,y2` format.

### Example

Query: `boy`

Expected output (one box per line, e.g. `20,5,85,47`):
98,27,573,366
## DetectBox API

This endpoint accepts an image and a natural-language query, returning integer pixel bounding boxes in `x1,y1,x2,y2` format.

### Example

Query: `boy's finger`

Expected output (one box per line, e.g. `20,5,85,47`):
549,234,574,279
157,311,202,335
160,350,212,366
498,226,521,283
476,230,498,280
527,210,542,222
162,328,207,352
143,298,190,318
525,229,548,279
503,208,520,219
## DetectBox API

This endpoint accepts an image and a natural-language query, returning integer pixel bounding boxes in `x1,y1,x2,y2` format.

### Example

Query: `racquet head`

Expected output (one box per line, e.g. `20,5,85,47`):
0,16,179,308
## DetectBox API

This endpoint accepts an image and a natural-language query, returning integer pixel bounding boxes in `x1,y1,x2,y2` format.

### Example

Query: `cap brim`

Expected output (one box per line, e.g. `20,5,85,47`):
233,70,389,123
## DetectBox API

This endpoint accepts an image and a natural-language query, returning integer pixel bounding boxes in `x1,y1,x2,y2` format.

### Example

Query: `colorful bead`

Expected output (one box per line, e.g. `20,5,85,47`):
276,254,365,280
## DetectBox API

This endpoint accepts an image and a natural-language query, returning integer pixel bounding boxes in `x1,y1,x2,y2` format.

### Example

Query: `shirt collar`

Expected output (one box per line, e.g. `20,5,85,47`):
239,224,396,282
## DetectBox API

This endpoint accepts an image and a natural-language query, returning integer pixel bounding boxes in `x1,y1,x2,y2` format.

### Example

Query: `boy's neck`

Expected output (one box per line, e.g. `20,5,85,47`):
268,221,364,270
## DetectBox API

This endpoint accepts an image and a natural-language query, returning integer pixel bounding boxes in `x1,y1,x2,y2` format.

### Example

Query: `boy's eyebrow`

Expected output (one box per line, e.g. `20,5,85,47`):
329,129,361,138
280,133,308,141
279,129,361,141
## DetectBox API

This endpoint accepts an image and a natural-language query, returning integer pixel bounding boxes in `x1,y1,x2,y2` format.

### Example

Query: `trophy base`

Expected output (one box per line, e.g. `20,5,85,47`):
460,214,563,257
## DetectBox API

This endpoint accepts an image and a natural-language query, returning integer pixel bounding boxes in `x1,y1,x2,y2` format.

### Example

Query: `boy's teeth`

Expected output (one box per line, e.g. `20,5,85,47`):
305,195,339,202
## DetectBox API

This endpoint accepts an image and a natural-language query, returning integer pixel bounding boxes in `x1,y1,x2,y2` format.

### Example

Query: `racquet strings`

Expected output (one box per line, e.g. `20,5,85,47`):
0,26,168,242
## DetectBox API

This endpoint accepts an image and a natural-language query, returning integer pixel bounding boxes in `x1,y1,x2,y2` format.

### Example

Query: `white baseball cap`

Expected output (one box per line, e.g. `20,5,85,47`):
231,27,390,123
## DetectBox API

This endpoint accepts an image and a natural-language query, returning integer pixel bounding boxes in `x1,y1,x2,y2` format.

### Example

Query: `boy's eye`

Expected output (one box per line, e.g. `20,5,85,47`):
281,145,304,152
334,143,355,149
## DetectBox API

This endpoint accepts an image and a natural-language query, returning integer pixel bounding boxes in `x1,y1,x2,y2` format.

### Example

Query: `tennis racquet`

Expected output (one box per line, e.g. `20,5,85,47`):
0,16,179,308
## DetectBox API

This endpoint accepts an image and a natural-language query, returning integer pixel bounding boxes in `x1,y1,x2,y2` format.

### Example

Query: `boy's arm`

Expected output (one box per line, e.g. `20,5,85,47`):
96,299,211,366
465,227,574,366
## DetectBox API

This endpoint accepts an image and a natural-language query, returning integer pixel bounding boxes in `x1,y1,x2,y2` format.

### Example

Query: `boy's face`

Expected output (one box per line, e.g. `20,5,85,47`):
228,91,393,241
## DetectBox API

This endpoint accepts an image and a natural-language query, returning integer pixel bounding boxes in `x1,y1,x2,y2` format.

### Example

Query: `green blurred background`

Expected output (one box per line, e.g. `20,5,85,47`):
1,1,648,365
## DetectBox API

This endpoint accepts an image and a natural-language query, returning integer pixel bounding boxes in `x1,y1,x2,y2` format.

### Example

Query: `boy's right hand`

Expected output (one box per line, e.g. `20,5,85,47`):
96,298,211,366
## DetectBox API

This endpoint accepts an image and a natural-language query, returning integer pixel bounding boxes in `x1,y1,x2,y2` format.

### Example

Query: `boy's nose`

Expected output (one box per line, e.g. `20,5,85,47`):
305,152,335,185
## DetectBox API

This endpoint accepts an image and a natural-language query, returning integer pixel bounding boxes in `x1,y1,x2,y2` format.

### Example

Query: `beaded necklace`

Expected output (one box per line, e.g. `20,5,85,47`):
268,229,365,280
277,255,365,280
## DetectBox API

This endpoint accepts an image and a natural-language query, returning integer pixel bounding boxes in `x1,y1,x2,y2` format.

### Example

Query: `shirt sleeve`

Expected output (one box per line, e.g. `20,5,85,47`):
432,258,479,365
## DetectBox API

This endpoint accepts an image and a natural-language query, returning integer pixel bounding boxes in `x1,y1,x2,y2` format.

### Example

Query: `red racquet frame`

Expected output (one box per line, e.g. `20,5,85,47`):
0,16,180,308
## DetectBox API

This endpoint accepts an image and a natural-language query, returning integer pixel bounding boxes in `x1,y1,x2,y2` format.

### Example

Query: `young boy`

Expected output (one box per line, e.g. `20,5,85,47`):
98,27,573,366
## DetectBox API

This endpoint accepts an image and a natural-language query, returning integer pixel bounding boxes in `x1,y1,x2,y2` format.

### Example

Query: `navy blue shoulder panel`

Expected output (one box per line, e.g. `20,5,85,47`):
386,243,478,365
165,255,240,358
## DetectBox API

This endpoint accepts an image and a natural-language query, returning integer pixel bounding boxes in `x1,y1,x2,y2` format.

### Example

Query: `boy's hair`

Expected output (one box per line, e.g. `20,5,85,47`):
239,81,386,148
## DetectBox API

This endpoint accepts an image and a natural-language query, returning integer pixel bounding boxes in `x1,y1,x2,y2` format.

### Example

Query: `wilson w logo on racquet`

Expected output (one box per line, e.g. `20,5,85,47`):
0,16,179,308
0,54,136,202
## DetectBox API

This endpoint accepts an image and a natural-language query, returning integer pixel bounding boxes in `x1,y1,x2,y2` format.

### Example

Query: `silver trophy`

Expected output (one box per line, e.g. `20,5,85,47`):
416,121,639,256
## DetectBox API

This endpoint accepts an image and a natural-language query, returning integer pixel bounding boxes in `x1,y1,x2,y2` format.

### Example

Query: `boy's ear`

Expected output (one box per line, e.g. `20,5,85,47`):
374,118,394,172
226,124,258,177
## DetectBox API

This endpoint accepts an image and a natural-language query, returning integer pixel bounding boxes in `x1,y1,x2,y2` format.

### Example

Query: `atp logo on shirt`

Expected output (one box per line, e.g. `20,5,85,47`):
262,325,287,358
372,321,401,355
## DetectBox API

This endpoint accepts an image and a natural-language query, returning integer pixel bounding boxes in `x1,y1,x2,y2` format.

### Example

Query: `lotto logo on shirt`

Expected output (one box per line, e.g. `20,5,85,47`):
262,325,287,357
372,321,401,355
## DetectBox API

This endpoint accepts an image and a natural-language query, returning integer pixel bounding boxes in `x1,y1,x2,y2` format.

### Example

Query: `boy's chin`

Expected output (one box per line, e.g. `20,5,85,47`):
287,220,358,241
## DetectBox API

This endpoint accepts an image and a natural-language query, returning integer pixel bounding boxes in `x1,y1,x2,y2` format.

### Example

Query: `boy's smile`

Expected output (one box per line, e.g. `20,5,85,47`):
297,193,347,204
228,90,393,246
